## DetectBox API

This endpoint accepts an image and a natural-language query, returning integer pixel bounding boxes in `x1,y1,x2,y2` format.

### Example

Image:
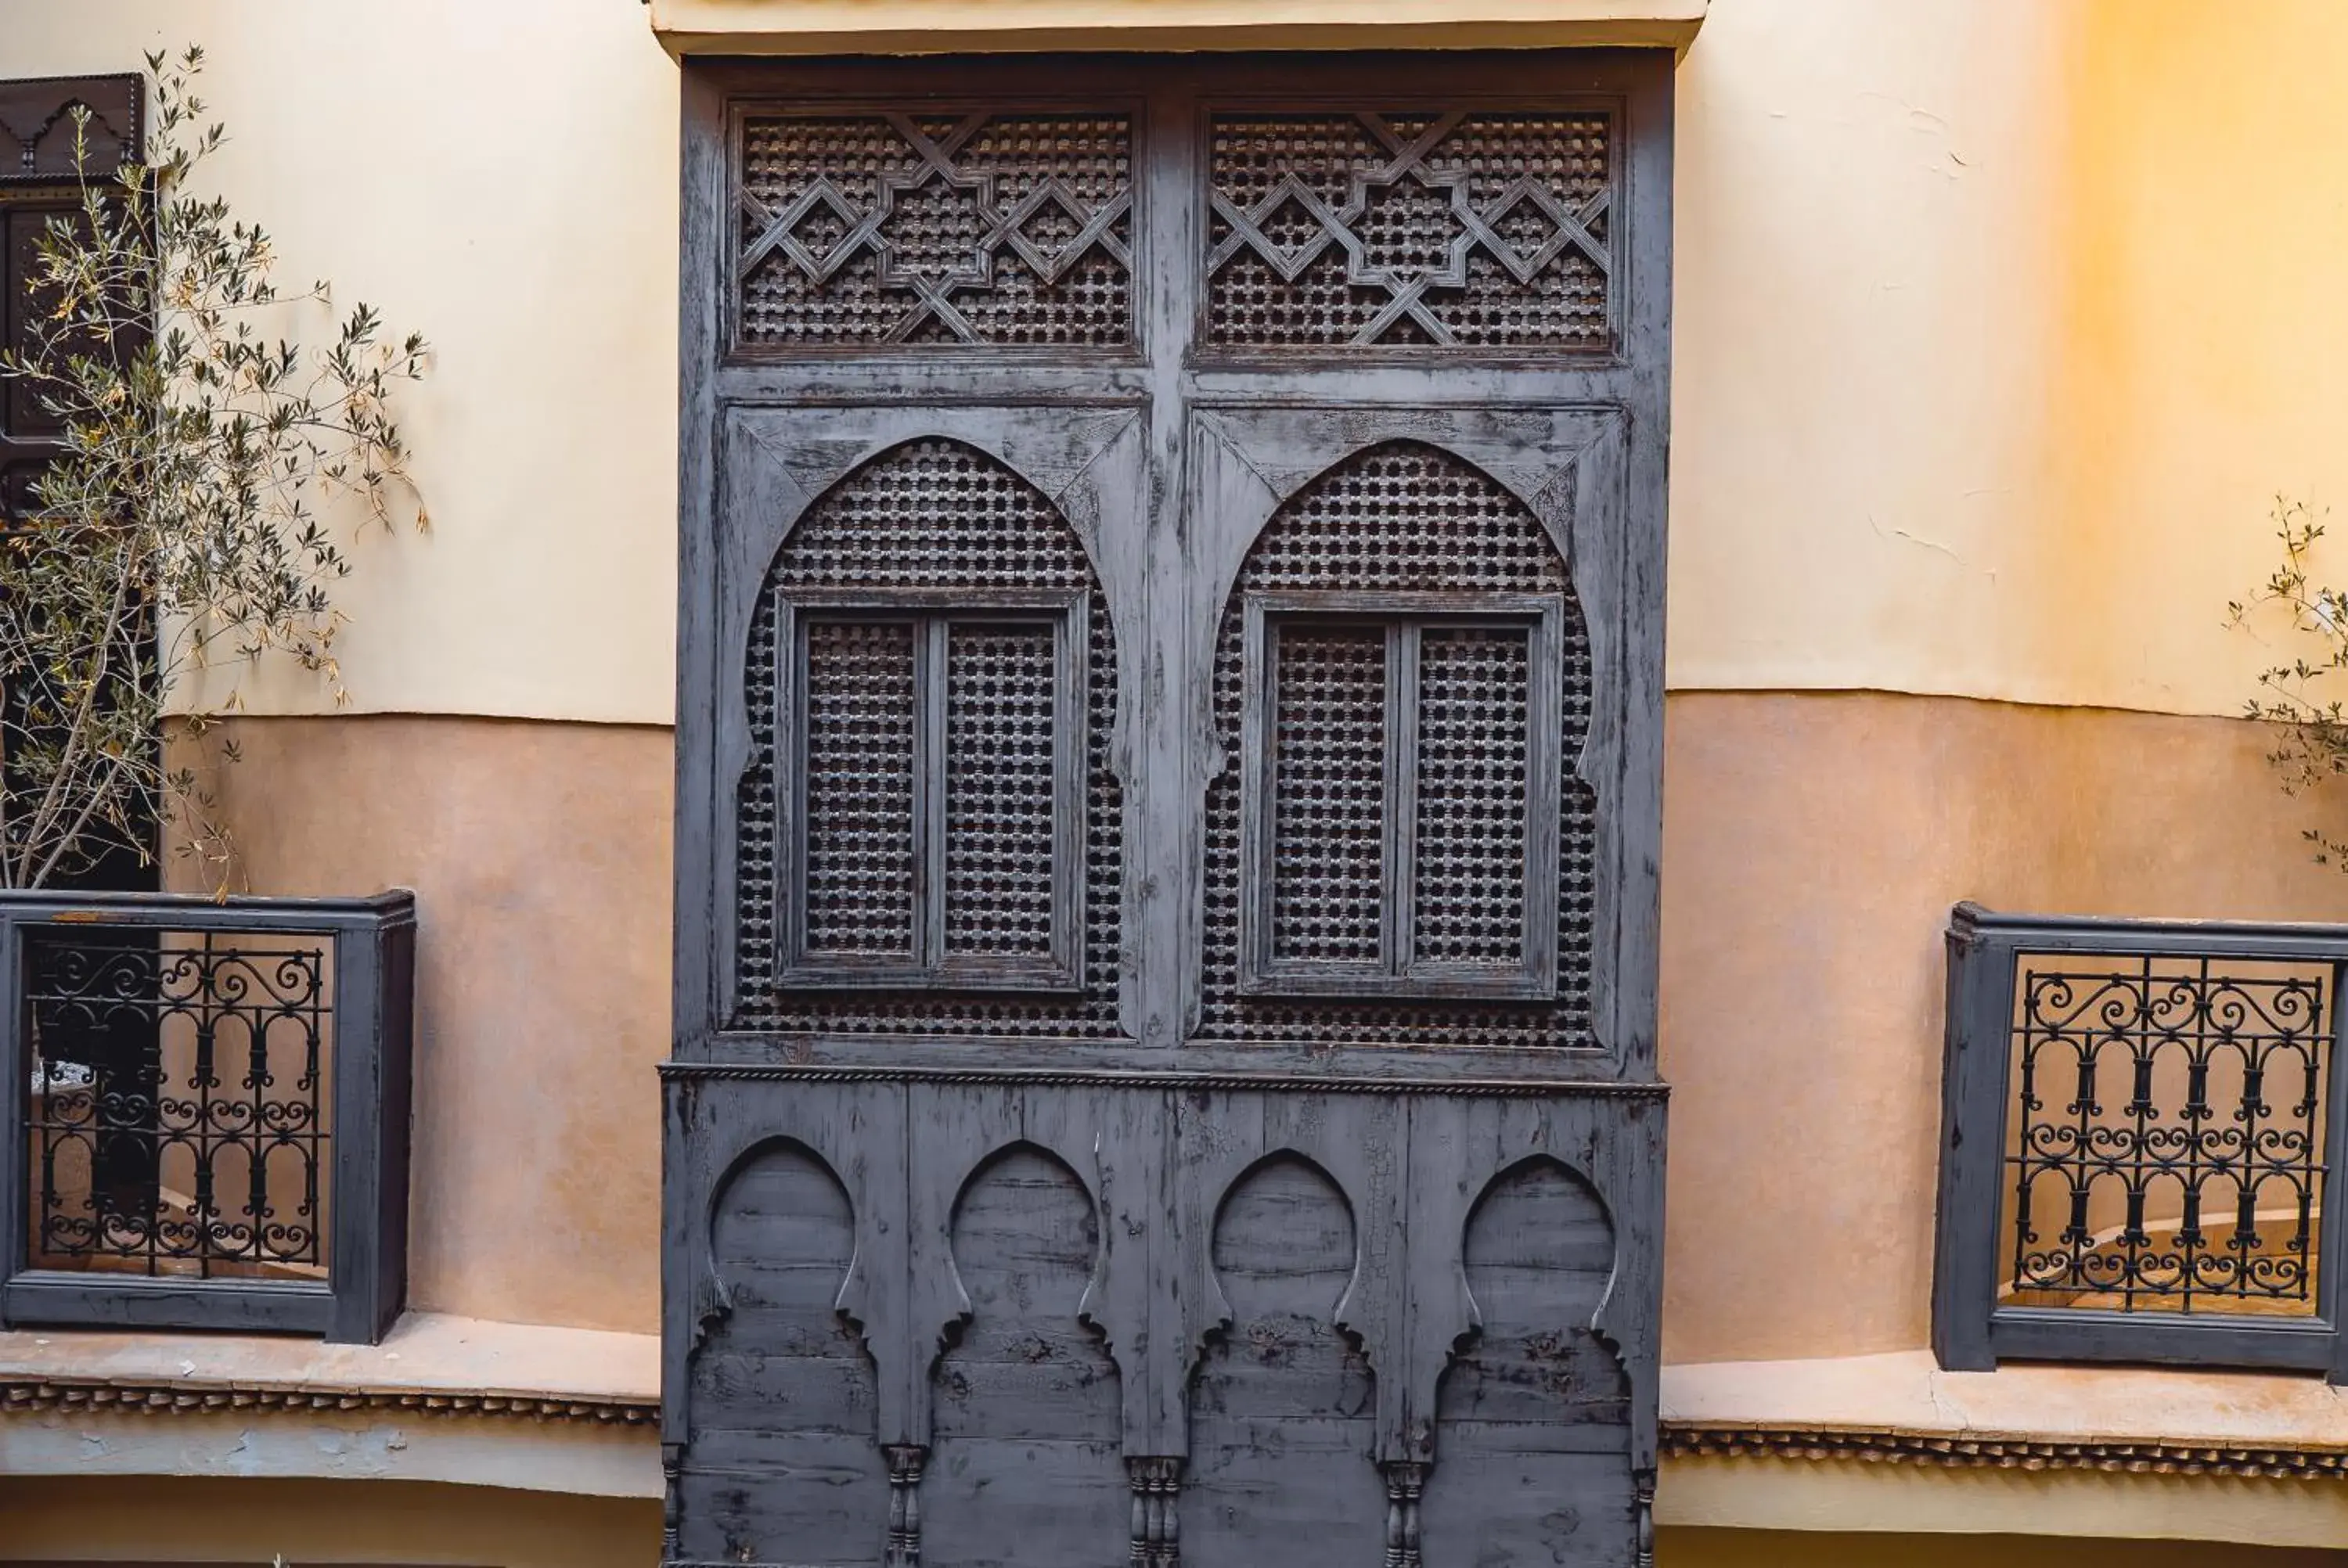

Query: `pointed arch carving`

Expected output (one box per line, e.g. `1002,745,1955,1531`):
1199,438,1598,1040
1421,1154,1632,1565
1187,1151,1385,1563
679,1138,888,1566
927,1140,1127,1568
733,437,1124,1037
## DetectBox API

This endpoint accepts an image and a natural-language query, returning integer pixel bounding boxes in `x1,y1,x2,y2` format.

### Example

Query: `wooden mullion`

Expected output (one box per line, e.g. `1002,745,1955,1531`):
1385,620,1421,983
915,616,949,973
1049,596,1088,986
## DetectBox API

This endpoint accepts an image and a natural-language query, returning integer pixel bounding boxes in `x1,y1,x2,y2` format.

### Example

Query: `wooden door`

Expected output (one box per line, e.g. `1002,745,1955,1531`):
668,52,1673,1568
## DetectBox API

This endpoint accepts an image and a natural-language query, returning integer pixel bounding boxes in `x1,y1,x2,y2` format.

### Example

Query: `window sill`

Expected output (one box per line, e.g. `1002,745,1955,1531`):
0,1312,659,1498
650,0,1707,58
1658,1350,2348,1547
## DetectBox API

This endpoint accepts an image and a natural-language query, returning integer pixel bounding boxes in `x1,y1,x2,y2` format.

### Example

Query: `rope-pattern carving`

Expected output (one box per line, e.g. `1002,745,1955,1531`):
1208,111,1612,348
739,113,1133,347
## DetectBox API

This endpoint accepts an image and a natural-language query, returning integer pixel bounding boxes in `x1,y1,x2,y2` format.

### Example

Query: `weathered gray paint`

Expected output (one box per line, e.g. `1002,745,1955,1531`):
670,51,1675,1566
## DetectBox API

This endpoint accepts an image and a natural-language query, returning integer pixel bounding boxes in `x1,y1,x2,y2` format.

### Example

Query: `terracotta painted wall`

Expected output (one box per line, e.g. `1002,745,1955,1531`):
171,689,2348,1356
0,1476,661,1566
175,717,673,1334
1658,692,2348,1364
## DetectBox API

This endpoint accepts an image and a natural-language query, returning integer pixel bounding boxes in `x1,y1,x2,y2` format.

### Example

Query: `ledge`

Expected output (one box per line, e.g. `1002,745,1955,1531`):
0,1313,661,1497
1657,1351,2348,1547
649,0,1705,58
1662,1350,2348,1468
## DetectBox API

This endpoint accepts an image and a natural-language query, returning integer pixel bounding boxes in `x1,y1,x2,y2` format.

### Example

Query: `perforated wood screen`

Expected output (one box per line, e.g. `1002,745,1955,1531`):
675,49,1673,1568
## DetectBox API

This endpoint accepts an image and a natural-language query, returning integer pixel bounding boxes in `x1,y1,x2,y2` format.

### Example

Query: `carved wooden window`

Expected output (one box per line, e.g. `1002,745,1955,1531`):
734,110,1133,351
777,589,1088,991
1241,593,1564,1000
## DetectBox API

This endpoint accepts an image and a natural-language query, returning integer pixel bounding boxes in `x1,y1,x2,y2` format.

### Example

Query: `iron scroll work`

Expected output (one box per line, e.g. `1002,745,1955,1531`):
674,53,1674,1568
1935,904,2348,1379
0,889,416,1343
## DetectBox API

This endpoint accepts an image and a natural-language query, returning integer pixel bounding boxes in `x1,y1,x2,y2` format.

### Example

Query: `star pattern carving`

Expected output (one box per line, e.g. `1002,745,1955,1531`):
740,113,1134,345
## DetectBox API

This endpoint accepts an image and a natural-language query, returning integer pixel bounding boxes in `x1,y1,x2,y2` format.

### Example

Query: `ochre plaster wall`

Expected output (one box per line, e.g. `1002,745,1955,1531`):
8,2,2348,722
183,694,2348,1357
1658,692,2348,1364
0,1476,660,1566
177,717,673,1334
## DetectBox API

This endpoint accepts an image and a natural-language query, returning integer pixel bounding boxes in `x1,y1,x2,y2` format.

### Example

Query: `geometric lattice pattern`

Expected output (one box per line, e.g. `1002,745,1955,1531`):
2000,954,2333,1316
944,623,1061,959
740,113,1133,347
801,620,920,958
1269,626,1388,966
1413,628,1533,967
1201,441,1596,1047
736,439,1122,1035
1208,112,1612,349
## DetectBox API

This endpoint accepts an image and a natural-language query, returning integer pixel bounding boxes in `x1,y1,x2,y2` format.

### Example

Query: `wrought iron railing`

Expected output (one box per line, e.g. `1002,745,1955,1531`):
0,890,413,1343
1935,904,2348,1379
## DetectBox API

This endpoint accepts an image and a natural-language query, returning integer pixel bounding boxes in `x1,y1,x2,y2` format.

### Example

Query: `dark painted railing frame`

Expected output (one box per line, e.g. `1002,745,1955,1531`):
1934,901,2348,1383
0,889,416,1344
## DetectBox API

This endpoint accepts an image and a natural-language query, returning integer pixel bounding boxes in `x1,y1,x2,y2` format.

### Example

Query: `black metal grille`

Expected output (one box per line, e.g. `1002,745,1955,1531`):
2001,952,2332,1315
1201,441,1594,1045
736,438,1122,1034
23,929,331,1278
1206,110,1612,350
738,112,1133,348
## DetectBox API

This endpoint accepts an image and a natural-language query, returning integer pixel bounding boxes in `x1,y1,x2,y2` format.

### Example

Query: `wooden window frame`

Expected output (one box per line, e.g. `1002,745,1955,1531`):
0,889,414,1344
1238,589,1565,1002
1934,902,2348,1382
775,584,1089,993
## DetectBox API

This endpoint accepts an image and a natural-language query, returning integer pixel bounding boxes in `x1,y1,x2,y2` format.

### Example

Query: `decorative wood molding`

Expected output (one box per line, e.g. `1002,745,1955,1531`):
660,1060,1672,1097
1662,1423,2348,1482
2,1375,657,1426
650,1,1709,59
0,73,142,185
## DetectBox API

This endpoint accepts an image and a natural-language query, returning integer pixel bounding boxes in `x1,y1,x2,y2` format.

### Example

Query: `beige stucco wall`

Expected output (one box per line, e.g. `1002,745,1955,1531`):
9,1,2348,724
13,1474,2346,1568
0,0,682,725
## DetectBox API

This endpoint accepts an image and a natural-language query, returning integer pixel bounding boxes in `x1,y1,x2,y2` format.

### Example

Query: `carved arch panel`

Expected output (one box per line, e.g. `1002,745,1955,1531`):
1184,1153,1385,1566
678,1139,888,1566
926,1142,1129,1568
1190,418,1622,1052
723,418,1144,1038
1421,1156,1635,1566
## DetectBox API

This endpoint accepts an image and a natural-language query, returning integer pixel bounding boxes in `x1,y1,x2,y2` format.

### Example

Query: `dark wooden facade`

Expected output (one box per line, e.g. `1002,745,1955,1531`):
667,52,1675,1566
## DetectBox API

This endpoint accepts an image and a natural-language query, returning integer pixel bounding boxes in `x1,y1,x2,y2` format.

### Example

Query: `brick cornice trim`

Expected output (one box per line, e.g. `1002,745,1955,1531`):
3,1376,658,1426
1664,1423,2348,1481
13,1385,2344,1477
